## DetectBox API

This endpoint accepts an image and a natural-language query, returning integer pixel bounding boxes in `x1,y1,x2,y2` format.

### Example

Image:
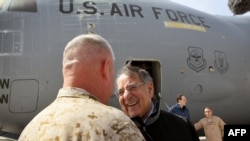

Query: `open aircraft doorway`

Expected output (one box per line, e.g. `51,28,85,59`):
125,59,162,103
1,0,250,139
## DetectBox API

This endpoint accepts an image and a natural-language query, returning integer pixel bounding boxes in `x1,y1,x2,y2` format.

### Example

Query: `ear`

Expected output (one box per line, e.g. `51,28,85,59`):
147,82,154,98
101,58,111,80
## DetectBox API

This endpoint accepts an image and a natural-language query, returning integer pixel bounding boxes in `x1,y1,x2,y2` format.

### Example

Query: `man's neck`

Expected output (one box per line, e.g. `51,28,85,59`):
178,103,184,108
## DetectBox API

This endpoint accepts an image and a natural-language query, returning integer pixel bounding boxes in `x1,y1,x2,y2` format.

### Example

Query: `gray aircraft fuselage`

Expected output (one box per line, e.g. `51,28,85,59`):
0,0,250,136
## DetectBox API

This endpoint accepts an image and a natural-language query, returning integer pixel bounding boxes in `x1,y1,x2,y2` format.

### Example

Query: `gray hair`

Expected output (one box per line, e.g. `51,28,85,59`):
117,64,153,84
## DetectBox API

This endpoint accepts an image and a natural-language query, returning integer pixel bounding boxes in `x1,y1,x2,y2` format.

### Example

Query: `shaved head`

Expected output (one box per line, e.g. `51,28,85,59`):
62,34,115,104
63,34,114,67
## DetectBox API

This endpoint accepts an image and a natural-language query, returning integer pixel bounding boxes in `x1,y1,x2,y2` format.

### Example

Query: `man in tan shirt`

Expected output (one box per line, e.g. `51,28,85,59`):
194,107,225,141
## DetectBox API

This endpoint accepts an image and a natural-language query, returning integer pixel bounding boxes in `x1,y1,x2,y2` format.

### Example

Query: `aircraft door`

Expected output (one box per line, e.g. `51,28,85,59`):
125,59,162,101
9,79,39,113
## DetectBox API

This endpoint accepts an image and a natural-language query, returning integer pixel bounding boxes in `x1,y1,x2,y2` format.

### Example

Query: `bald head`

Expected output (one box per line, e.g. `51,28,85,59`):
62,34,115,104
63,34,114,66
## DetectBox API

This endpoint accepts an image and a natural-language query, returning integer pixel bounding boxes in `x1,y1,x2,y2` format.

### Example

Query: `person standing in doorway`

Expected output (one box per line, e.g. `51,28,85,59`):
116,65,199,141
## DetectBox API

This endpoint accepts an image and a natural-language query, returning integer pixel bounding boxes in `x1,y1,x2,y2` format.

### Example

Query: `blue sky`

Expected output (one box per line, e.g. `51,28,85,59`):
171,0,250,16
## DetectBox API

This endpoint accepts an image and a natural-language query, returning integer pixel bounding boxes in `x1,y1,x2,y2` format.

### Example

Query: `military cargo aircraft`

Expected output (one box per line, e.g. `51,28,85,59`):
0,0,250,139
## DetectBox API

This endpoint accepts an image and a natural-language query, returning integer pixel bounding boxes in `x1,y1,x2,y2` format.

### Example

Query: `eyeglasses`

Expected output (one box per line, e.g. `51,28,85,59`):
117,83,144,97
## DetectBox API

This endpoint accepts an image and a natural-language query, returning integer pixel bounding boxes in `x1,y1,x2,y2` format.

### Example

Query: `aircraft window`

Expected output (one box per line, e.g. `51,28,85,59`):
0,31,22,56
9,79,39,113
0,0,5,10
8,0,37,12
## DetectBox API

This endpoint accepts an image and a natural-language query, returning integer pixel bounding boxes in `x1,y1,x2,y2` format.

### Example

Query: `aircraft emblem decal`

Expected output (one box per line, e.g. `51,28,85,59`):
214,50,229,74
187,47,206,73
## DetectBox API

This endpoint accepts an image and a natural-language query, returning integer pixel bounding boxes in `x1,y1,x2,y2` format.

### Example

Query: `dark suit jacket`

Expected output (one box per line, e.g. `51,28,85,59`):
132,110,199,141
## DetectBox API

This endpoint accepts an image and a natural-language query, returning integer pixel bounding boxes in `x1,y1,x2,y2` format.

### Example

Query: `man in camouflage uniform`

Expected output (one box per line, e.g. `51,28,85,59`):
18,34,145,141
